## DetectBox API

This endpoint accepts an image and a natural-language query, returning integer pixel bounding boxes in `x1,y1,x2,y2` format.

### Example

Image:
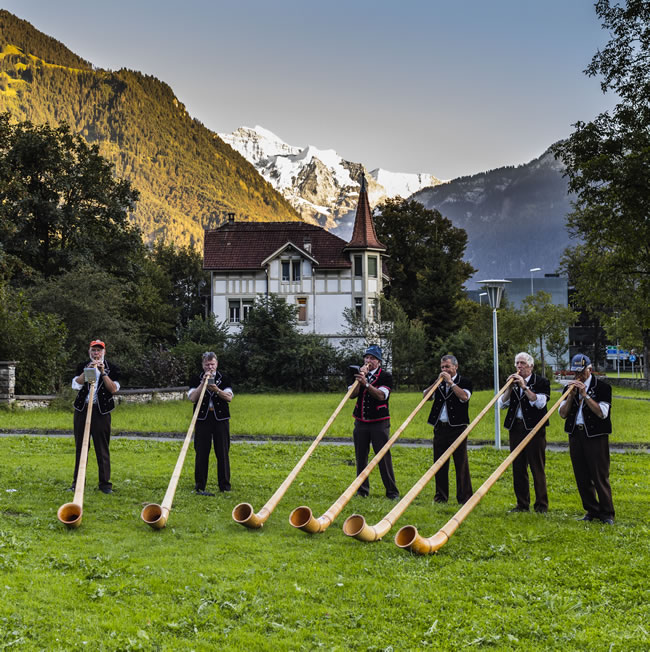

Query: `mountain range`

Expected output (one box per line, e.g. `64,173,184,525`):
223,125,574,284
412,149,573,285
219,125,443,231
0,9,574,284
0,10,299,247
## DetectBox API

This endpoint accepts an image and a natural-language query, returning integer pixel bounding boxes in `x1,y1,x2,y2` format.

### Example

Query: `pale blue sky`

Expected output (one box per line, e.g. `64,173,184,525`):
3,0,616,178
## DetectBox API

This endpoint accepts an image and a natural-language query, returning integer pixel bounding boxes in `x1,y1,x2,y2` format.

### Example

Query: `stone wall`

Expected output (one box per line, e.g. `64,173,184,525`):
605,377,650,391
14,387,189,409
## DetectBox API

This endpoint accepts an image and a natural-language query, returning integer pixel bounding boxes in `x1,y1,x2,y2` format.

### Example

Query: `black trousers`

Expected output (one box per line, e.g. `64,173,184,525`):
433,422,473,503
194,414,231,491
73,405,112,490
569,428,614,520
353,420,399,498
508,420,548,512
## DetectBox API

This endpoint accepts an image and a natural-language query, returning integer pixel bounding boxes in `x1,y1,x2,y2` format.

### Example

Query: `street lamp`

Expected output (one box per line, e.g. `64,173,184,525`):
529,267,541,295
479,279,511,449
615,312,620,378
479,292,487,305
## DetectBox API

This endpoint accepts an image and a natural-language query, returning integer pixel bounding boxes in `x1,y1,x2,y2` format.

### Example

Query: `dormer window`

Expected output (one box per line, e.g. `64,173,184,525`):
281,259,301,282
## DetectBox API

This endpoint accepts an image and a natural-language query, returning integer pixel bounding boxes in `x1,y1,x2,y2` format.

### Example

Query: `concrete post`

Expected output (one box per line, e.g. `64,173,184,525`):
0,361,18,404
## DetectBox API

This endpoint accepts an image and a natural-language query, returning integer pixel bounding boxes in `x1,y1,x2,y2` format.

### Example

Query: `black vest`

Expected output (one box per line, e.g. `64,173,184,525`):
563,376,612,437
353,367,392,422
190,370,232,421
503,373,551,431
73,359,120,415
427,374,472,427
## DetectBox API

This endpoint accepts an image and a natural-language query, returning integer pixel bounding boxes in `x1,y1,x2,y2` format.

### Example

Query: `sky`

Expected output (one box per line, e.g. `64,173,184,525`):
3,0,617,179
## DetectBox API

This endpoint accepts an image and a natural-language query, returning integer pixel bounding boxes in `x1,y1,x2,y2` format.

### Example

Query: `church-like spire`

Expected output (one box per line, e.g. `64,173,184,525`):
345,174,386,251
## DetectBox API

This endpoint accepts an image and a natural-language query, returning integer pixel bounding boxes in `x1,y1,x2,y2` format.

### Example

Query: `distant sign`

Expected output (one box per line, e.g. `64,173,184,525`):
629,354,637,363
606,346,629,360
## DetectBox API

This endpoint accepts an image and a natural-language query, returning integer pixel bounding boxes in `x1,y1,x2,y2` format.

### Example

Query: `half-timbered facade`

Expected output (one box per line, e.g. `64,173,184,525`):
203,179,387,342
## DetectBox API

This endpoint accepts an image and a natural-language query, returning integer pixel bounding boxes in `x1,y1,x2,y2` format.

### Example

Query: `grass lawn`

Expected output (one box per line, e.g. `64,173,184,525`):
1,388,649,444
0,436,648,650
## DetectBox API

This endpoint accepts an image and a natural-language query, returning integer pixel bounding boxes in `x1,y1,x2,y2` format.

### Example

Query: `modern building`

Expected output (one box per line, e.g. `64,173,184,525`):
469,274,570,369
468,274,568,309
202,177,386,343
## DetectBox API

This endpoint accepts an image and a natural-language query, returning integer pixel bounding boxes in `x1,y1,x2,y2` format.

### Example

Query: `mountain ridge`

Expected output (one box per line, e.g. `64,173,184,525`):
0,10,300,247
219,125,443,230
410,148,573,286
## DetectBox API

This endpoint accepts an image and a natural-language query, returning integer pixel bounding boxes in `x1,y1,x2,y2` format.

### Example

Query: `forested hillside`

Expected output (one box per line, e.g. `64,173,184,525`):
0,10,299,247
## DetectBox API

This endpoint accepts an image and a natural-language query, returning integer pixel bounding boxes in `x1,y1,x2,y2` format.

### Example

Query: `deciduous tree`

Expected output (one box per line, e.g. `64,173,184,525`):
373,198,475,342
552,0,650,378
0,114,142,283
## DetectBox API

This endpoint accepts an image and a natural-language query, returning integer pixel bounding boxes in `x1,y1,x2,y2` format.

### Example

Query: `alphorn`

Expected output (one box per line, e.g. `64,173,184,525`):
233,381,360,528
395,384,575,555
141,373,211,529
57,374,96,529
343,378,515,542
290,377,444,534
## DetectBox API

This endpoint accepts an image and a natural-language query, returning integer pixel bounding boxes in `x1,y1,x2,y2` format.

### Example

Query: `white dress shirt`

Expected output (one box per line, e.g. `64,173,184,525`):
498,374,547,418
439,374,471,423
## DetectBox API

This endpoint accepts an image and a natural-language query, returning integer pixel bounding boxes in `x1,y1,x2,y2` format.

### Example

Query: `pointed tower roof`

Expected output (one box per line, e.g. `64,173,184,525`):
344,175,386,251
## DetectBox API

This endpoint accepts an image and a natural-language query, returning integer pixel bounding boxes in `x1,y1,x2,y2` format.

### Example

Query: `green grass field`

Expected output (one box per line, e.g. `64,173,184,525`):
0,435,648,650
2,387,649,444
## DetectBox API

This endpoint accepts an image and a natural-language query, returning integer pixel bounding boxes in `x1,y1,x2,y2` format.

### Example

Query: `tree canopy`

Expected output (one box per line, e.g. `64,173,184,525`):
373,198,476,342
552,0,650,377
0,114,143,283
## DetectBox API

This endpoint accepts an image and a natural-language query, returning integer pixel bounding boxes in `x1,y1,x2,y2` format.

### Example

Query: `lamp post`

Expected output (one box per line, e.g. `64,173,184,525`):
479,279,511,449
529,267,541,295
479,292,487,305
615,312,620,378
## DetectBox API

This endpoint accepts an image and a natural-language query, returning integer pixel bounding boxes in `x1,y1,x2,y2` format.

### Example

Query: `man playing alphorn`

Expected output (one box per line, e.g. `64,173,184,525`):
424,354,473,504
559,353,614,524
350,345,399,500
498,352,550,513
188,352,234,496
70,339,120,494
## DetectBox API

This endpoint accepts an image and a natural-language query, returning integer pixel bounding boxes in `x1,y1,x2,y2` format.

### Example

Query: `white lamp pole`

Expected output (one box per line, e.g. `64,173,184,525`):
529,267,541,295
479,279,511,449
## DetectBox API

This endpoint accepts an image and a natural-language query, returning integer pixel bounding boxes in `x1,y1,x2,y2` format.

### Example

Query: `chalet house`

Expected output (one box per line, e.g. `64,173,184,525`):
203,179,387,342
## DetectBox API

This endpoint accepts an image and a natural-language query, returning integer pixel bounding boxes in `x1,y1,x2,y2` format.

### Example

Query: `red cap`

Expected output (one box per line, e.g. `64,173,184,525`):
89,340,105,349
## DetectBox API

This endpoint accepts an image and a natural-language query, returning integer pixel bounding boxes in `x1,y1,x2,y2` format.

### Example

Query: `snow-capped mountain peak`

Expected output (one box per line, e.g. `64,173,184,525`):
218,125,443,232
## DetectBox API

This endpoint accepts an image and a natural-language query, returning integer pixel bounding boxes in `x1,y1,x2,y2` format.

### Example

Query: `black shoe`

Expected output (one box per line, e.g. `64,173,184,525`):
578,514,594,522
99,487,113,494
355,492,368,498
433,496,448,504
534,507,548,514
387,494,400,501
220,487,232,493
508,506,529,513
67,485,75,492
195,490,215,496
600,517,614,525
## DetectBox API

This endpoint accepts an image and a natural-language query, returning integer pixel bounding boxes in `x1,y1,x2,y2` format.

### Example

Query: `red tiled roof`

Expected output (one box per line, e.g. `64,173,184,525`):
345,178,386,251
203,222,352,270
